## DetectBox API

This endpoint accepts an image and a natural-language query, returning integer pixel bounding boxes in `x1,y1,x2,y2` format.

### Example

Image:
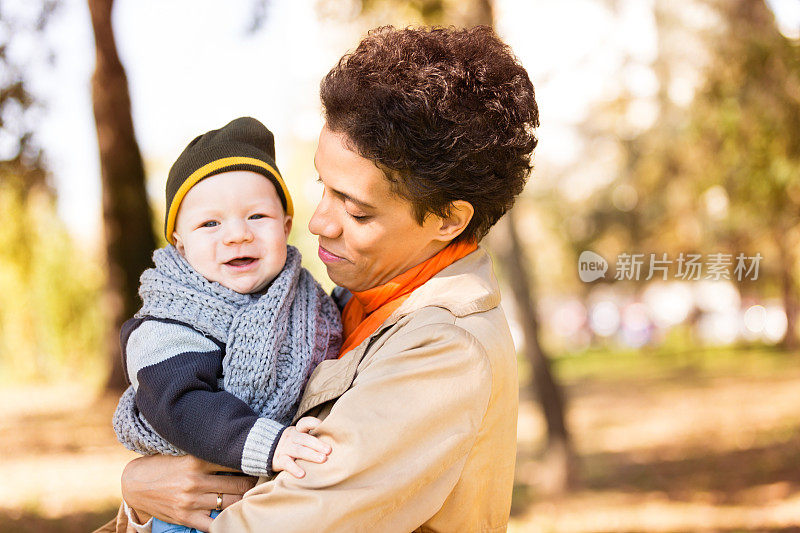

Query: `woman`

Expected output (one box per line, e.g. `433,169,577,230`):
101,25,538,533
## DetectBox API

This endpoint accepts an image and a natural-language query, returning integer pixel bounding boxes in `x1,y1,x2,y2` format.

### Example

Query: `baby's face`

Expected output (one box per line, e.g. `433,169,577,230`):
173,170,292,294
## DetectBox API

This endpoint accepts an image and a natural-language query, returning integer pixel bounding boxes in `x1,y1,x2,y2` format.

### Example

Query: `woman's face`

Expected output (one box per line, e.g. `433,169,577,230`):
309,125,449,292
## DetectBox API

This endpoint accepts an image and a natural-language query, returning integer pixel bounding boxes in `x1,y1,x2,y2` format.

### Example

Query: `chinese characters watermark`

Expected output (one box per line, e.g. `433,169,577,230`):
578,251,762,282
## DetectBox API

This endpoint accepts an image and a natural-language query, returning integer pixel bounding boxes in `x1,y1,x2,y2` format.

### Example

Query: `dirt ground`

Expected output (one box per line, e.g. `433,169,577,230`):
510,364,800,532
1,359,799,533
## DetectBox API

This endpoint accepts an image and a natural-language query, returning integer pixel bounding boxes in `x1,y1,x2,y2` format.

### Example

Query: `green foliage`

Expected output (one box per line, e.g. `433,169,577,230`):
0,185,105,384
688,1,800,233
0,1,59,194
554,343,793,383
571,0,799,336
0,0,105,385
315,0,491,28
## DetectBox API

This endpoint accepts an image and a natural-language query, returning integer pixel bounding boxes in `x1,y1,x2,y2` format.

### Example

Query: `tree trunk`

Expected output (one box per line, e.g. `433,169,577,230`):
467,0,576,493
777,236,799,351
492,211,577,493
461,0,494,27
88,0,157,391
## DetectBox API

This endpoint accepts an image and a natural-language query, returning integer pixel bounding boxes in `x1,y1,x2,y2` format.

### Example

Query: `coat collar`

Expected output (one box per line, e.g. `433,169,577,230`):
293,246,500,423
388,245,500,321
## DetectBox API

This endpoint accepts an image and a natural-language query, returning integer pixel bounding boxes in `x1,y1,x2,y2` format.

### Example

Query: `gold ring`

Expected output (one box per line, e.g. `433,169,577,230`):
215,493,223,511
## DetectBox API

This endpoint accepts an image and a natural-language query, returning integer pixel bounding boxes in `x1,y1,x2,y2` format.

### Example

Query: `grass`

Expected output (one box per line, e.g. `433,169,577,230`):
512,345,800,532
0,384,137,532
1,346,799,532
553,343,794,382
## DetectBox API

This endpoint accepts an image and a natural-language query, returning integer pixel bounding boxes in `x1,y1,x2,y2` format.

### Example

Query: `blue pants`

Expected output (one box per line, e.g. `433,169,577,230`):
152,510,220,533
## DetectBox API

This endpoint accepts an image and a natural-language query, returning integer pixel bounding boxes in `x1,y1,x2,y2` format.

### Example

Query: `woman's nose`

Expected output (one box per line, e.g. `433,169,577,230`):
308,195,341,239
223,219,254,244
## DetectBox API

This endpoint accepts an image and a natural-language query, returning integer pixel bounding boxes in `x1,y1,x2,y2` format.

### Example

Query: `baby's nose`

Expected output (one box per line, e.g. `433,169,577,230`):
223,220,254,244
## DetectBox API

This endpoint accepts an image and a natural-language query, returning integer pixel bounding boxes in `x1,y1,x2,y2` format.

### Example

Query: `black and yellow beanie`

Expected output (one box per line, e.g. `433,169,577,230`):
164,116,294,244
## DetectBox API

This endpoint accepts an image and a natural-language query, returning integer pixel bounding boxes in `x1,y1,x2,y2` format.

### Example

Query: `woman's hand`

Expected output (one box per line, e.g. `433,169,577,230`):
272,416,332,478
121,454,257,532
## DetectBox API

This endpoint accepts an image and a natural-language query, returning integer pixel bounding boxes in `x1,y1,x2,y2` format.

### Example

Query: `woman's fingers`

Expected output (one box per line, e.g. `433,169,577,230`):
121,455,254,530
196,491,244,512
175,487,251,529
182,511,214,532
195,472,257,496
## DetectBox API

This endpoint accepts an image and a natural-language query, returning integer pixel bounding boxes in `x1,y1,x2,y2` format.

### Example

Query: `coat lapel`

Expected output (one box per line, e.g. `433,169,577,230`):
292,340,367,423
293,247,499,422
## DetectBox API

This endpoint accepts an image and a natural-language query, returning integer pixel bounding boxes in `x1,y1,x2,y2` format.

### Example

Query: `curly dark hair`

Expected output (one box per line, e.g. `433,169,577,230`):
320,25,539,243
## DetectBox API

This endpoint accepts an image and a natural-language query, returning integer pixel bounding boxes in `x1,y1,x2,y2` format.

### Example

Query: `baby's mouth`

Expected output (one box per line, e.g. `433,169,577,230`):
225,257,257,267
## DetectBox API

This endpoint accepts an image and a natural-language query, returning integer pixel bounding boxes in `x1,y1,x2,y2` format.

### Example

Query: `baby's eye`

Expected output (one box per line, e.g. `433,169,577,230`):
201,220,219,228
249,214,266,220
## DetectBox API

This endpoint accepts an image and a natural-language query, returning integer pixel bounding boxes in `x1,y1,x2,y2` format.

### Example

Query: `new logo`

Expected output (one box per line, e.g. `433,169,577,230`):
578,251,607,282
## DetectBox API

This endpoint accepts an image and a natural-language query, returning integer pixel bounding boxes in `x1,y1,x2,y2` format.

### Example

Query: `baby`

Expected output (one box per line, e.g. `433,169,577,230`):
112,117,342,533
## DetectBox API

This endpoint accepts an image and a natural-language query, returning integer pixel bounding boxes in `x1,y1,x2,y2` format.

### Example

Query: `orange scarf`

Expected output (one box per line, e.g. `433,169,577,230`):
339,240,478,357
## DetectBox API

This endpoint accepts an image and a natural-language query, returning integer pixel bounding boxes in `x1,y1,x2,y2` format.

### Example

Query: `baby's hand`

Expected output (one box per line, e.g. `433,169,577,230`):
272,416,332,478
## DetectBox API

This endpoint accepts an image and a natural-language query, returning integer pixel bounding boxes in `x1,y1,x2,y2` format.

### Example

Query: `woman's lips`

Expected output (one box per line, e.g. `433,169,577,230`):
318,245,344,263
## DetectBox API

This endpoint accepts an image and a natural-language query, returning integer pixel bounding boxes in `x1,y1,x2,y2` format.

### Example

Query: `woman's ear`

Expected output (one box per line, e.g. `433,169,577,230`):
434,200,474,242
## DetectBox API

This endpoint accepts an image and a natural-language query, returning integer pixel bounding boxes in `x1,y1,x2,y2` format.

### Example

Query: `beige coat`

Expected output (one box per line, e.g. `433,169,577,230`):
99,247,518,533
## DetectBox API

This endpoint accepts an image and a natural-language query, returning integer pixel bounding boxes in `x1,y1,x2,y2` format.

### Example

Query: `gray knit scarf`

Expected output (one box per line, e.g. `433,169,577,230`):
113,244,342,456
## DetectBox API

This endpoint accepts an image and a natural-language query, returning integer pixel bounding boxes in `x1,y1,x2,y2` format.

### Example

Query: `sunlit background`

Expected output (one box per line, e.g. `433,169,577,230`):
1,0,799,531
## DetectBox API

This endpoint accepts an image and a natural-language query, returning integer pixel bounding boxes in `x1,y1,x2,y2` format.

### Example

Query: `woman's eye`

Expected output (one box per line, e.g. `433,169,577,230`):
348,212,370,222
201,221,219,228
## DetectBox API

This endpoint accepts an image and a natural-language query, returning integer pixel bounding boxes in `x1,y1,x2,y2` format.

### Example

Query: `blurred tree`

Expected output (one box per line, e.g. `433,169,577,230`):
0,1,57,194
491,209,576,492
88,0,157,391
575,0,799,349
688,0,800,349
315,0,577,492
467,2,576,491
0,1,104,382
566,0,707,278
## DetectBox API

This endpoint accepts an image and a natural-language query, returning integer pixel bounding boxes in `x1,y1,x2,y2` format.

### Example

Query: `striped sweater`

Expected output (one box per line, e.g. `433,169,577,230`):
120,317,288,474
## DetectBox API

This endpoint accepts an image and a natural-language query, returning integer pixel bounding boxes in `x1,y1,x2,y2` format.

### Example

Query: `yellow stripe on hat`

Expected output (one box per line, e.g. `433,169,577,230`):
165,156,294,245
